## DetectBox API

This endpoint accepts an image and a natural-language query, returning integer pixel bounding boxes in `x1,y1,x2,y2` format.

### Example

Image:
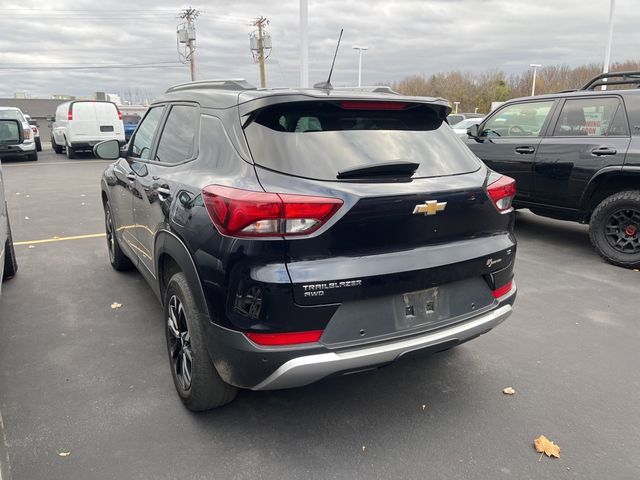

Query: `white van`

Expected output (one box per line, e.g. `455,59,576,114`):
51,101,125,158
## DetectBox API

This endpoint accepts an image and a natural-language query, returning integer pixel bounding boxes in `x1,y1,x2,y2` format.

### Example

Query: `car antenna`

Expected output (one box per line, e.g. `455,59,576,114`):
313,28,343,91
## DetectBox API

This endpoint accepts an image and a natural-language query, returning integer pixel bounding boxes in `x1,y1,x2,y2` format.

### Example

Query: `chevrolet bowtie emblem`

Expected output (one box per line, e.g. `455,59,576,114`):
412,200,447,216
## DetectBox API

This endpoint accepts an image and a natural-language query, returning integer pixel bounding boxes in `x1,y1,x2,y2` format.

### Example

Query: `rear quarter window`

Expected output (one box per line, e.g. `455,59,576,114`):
243,101,480,181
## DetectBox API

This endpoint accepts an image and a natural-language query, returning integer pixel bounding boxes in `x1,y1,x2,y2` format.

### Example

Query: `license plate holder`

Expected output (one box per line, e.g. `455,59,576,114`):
395,287,439,329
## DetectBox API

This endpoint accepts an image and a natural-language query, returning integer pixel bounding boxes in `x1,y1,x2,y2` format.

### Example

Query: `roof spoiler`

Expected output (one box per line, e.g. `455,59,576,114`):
580,71,640,91
165,79,256,93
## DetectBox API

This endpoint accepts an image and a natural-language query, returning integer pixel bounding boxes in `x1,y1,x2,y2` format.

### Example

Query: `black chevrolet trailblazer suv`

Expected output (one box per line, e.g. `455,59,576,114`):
465,71,640,269
96,80,517,410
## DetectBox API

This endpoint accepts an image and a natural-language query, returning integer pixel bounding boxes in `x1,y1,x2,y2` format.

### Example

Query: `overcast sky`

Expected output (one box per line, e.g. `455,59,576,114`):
0,0,638,99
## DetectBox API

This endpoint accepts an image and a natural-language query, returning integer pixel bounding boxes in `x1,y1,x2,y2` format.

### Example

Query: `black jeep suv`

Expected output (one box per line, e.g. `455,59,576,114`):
96,80,517,410
465,71,640,268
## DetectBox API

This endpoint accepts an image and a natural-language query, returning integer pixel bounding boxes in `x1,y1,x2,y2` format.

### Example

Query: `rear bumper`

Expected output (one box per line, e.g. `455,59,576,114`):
252,303,513,390
70,140,125,150
205,285,515,390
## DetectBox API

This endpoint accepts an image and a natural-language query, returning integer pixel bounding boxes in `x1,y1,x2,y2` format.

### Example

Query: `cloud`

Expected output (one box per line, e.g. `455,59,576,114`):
0,0,637,99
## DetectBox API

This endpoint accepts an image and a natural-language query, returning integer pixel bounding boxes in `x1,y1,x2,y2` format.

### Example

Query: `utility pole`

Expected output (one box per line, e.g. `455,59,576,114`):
530,63,542,96
602,0,616,90
178,7,200,81
252,17,269,88
300,0,309,88
352,46,368,87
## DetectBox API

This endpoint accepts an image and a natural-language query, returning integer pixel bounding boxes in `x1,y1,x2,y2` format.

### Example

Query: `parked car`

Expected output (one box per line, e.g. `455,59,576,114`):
0,107,37,161
452,117,485,136
51,100,125,159
447,112,484,126
465,71,640,268
122,113,142,142
96,79,517,410
0,142,18,294
23,114,42,151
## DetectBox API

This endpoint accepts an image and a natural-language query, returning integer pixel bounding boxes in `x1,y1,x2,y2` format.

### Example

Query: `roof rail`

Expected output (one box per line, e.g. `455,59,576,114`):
165,79,256,93
580,71,640,91
332,85,399,94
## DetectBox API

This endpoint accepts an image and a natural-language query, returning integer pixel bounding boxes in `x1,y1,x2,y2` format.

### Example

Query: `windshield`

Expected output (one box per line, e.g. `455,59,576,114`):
454,118,484,129
0,110,25,122
243,101,481,181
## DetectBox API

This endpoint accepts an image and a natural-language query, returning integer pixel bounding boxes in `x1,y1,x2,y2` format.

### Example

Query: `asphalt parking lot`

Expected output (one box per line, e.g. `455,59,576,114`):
1,148,639,480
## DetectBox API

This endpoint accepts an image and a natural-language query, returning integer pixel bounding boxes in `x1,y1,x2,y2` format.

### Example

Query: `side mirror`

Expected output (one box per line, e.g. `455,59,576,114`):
93,139,121,160
468,124,480,138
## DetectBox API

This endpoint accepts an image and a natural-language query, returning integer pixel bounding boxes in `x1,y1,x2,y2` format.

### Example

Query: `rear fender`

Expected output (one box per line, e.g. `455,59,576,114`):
154,229,209,317
579,166,640,219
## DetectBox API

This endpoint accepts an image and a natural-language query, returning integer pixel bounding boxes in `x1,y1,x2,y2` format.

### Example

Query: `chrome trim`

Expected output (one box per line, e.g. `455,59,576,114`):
252,304,513,391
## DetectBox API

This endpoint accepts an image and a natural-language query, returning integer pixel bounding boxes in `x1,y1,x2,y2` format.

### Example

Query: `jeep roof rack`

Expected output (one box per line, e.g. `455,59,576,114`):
580,71,640,91
165,79,256,93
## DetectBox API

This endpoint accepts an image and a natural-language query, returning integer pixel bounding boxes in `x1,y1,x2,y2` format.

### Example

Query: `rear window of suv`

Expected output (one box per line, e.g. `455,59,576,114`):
243,101,481,181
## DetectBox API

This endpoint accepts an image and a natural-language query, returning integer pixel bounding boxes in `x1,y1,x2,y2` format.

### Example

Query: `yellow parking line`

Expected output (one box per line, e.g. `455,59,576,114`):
14,233,106,246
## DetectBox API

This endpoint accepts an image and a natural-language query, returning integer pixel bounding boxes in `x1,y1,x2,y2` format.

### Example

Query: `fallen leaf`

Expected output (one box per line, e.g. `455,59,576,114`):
534,435,560,458
111,302,122,309
58,451,71,457
362,446,366,452
422,404,426,410
503,387,515,395
28,245,35,249
24,216,30,220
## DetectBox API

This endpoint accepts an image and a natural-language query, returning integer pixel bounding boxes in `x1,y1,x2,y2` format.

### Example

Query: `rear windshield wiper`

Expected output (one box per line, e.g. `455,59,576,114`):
337,161,419,179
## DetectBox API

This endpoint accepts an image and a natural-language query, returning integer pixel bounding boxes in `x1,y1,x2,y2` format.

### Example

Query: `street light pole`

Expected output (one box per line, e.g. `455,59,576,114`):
602,0,616,90
530,63,542,96
352,45,368,87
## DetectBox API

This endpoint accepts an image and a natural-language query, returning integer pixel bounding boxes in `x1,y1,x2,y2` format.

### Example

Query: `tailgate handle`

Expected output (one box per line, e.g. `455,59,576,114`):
126,173,136,182
591,147,617,156
156,185,171,201
514,146,535,154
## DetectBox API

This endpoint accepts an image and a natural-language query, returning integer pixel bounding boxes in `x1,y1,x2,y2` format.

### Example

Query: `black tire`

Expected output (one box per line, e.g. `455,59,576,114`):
35,138,42,152
164,272,237,411
65,142,75,159
52,137,63,154
104,201,134,271
589,190,640,269
3,213,18,280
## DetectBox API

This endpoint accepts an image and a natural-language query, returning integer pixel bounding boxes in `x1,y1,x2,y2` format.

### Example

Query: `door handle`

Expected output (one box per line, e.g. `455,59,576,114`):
126,173,136,182
514,146,535,154
591,147,617,156
156,186,171,201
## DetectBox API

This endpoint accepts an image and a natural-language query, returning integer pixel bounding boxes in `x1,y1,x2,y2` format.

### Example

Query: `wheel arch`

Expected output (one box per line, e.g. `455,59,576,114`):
580,167,640,221
154,229,210,317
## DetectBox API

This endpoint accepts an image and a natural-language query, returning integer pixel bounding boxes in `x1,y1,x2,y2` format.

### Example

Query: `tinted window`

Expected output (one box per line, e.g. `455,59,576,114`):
130,107,163,160
154,105,198,164
552,97,628,137
243,101,480,181
482,101,554,137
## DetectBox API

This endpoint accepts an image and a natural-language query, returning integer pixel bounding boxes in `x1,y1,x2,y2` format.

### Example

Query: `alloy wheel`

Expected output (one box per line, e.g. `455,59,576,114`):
167,295,193,391
604,208,640,254
105,207,115,262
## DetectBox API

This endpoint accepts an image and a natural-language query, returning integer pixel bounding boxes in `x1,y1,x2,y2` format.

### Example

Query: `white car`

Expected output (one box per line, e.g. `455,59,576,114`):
51,101,125,159
23,114,42,151
452,117,485,136
0,107,37,161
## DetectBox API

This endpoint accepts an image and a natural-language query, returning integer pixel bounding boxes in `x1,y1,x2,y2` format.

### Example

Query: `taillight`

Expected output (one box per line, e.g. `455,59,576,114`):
31,126,37,134
487,175,516,213
67,104,73,121
245,330,323,346
23,128,32,140
201,185,343,237
492,280,514,299
117,109,122,120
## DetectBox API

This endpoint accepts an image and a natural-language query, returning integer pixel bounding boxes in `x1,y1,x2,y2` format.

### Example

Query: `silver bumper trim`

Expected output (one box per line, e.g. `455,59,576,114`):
252,304,513,390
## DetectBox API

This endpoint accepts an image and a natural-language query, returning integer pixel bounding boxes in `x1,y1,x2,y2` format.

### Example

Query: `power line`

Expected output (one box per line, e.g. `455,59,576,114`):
0,62,184,72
